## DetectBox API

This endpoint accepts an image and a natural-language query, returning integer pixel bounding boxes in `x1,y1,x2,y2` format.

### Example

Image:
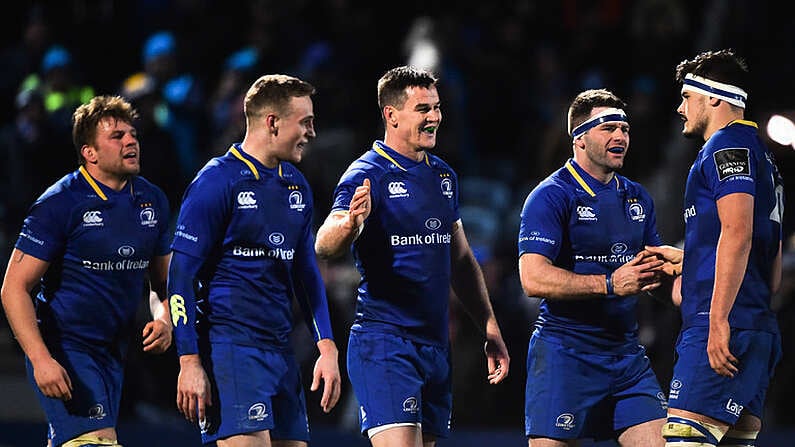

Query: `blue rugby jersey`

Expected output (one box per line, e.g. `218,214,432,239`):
170,144,332,354
518,159,662,351
680,120,782,333
15,167,171,348
331,141,460,346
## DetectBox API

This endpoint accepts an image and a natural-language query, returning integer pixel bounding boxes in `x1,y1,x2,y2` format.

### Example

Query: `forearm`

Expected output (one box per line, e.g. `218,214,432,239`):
710,229,751,321
168,251,202,355
520,255,605,300
451,249,498,335
2,287,51,363
315,212,359,259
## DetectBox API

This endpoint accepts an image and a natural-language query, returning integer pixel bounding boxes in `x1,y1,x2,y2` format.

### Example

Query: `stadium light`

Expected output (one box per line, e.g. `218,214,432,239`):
766,114,795,148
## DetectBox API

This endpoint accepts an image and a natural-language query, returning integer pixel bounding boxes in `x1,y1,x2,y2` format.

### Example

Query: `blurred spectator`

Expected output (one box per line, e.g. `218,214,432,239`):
18,44,94,136
207,46,260,153
138,30,207,180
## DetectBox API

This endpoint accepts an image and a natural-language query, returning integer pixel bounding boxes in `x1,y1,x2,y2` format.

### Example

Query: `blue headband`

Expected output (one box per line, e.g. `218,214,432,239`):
570,108,628,139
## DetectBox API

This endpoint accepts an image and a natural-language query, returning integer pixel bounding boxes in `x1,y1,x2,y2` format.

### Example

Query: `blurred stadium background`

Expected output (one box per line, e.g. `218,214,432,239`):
1,1,794,446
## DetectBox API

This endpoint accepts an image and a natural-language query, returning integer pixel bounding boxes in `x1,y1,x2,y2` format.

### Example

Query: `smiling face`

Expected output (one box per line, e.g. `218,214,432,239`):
272,95,315,164
81,117,140,179
384,85,441,157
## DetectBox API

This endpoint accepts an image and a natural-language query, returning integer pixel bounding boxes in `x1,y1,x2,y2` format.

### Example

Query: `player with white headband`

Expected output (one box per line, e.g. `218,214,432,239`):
647,48,784,447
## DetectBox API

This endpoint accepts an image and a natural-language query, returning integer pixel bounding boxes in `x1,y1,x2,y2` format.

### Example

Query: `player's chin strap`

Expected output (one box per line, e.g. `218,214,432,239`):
61,434,123,447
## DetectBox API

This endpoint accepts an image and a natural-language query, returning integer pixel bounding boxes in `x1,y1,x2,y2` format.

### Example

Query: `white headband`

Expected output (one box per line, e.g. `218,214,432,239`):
570,108,628,140
682,73,747,108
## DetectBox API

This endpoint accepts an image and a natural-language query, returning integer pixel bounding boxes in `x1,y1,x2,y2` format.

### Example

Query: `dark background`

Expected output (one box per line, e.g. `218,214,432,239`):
1,1,794,446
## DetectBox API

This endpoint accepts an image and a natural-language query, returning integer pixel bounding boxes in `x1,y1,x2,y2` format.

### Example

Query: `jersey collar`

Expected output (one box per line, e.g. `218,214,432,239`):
372,141,430,171
565,159,619,197
229,145,282,180
79,165,134,201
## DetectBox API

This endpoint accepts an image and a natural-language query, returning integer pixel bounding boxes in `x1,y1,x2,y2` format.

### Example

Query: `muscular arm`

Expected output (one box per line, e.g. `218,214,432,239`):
450,222,510,384
519,253,606,299
315,178,370,259
708,192,754,377
1,249,72,400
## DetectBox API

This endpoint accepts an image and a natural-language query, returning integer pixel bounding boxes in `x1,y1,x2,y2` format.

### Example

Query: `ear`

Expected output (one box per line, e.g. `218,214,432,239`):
384,106,398,128
573,137,586,150
81,145,97,164
708,96,722,107
266,113,279,135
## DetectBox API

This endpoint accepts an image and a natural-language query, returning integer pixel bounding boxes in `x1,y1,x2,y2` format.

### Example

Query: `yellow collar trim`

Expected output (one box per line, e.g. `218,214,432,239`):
565,160,618,197
230,146,283,180
79,166,108,201
372,143,429,171
729,119,758,128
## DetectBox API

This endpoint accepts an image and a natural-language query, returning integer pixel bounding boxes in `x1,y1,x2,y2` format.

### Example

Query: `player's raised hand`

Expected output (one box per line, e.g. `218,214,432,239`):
347,178,371,231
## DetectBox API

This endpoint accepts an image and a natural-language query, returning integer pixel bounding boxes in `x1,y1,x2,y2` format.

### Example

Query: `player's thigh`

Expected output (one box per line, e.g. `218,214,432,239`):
528,437,581,447
617,417,665,447
216,430,271,447
347,331,425,431
370,424,422,447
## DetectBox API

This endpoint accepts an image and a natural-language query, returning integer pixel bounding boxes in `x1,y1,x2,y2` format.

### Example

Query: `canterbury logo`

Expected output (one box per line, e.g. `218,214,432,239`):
388,182,407,195
237,191,257,206
82,210,103,225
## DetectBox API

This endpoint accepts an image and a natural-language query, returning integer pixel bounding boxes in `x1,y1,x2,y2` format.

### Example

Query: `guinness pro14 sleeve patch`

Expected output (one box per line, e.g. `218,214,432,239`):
713,148,750,181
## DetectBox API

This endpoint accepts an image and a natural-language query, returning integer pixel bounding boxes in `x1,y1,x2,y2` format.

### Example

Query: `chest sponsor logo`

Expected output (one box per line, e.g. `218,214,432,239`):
237,191,258,209
233,245,294,260
575,241,634,264
425,218,442,230
713,148,750,181
388,181,409,198
683,205,696,223
628,202,646,222
440,177,454,199
82,210,104,227
289,190,306,212
269,232,285,245
117,245,135,257
576,206,597,221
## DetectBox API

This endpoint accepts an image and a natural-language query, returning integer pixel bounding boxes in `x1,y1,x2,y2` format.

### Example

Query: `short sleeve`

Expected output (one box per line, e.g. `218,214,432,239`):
705,146,756,200
171,169,231,258
15,196,68,261
518,183,568,260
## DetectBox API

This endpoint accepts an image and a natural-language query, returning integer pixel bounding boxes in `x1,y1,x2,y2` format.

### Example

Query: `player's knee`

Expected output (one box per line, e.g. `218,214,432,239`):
662,416,723,446
60,434,122,447
717,428,758,446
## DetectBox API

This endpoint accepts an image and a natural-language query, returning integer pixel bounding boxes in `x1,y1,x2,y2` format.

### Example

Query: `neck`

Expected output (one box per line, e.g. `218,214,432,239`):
83,164,129,191
572,154,614,184
704,108,744,141
383,133,425,162
241,133,279,169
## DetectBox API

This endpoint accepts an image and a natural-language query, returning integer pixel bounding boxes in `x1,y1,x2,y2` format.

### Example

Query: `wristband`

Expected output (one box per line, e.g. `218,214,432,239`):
605,273,614,296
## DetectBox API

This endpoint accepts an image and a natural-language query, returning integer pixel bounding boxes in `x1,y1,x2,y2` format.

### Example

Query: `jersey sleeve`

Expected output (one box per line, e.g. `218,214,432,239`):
704,144,756,200
167,250,203,356
518,183,568,260
331,167,379,213
170,168,231,258
15,194,69,261
153,185,172,256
